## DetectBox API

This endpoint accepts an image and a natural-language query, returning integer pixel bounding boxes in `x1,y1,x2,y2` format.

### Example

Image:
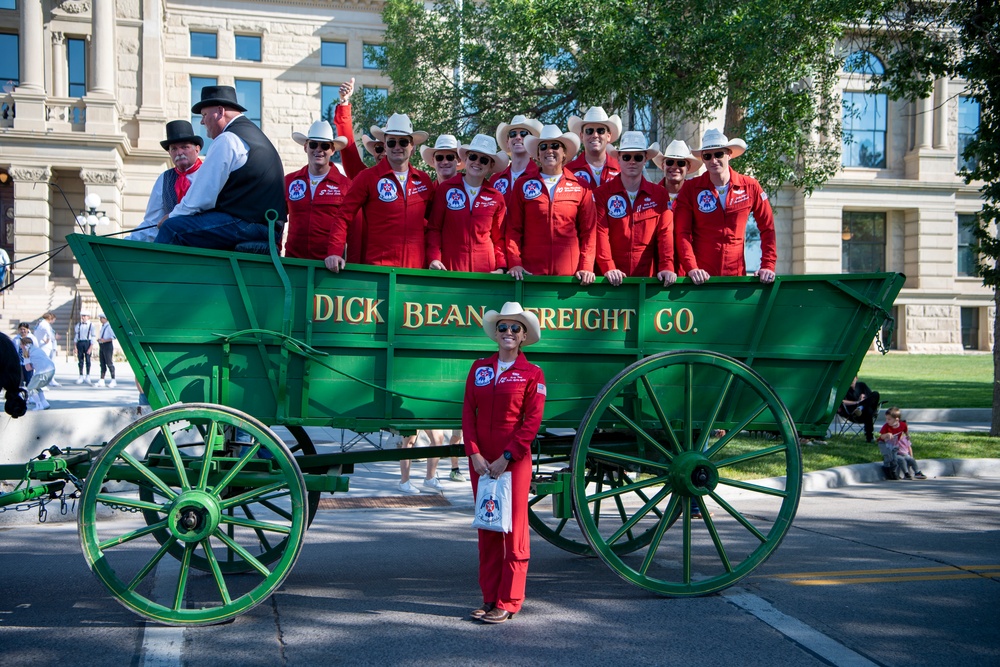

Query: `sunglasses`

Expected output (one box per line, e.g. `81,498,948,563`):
386,138,411,148
619,153,646,162
435,153,457,162
702,151,727,161
538,142,563,152
584,127,608,136
308,141,333,151
662,159,687,168
496,323,523,334
508,129,531,138
372,144,384,154
466,152,493,165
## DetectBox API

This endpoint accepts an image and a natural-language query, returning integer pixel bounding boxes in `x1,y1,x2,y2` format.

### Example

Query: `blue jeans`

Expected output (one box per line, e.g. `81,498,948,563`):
155,211,270,250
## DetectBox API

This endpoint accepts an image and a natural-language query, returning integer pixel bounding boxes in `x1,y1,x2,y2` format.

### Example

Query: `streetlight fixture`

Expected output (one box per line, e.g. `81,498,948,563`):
76,193,109,236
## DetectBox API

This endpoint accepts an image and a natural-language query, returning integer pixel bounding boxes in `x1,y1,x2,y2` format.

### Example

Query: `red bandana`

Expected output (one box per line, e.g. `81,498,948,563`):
174,159,203,202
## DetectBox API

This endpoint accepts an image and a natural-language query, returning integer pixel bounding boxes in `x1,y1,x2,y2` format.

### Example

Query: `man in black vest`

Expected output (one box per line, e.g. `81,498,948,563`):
155,85,287,250
128,120,203,242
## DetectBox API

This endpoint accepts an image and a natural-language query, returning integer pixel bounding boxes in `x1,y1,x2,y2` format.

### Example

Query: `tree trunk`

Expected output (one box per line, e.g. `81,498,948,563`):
993,286,1000,436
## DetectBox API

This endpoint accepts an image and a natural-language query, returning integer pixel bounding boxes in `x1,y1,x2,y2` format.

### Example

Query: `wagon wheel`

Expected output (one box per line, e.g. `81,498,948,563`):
79,404,307,626
529,447,665,556
571,350,801,596
136,418,319,574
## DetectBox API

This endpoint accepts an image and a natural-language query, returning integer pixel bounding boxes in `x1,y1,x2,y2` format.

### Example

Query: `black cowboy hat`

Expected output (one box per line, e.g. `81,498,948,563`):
191,85,247,114
160,120,204,150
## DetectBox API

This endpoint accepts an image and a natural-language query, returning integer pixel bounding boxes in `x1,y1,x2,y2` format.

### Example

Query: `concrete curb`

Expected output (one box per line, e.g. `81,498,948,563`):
751,457,1000,492
902,408,992,422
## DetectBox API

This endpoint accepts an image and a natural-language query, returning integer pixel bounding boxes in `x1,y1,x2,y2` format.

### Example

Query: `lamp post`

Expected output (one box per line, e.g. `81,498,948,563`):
76,193,109,236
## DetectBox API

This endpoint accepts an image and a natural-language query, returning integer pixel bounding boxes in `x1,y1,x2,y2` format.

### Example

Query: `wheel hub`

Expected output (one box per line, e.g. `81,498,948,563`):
669,451,719,497
167,490,222,543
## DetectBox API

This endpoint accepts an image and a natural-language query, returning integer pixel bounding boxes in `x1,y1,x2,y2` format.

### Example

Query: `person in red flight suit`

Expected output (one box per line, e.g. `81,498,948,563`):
652,139,702,211
283,120,351,260
673,128,776,284
427,134,509,273
420,134,463,188
565,106,622,191
594,131,676,287
324,113,433,271
489,115,543,206
505,125,597,285
462,302,546,624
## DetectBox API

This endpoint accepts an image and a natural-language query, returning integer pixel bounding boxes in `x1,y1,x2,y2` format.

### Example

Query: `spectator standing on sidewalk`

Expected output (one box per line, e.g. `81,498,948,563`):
95,313,117,388
11,323,38,387
33,312,60,386
20,337,55,410
74,312,96,384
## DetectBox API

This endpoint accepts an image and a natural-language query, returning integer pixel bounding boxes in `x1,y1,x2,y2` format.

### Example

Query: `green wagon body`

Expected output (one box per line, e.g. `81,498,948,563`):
0,234,902,626
69,235,901,438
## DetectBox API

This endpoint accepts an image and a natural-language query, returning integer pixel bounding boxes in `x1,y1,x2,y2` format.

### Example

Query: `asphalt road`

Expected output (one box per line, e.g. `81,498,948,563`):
1,473,997,667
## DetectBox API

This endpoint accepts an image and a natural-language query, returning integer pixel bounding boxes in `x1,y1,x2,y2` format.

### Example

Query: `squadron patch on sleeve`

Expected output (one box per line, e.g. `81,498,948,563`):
445,188,467,210
475,366,496,386
697,190,718,213
288,179,307,201
607,195,628,219
377,178,399,202
522,179,543,200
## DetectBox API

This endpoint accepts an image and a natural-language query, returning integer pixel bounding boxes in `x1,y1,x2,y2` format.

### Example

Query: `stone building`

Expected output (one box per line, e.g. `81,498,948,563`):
0,1,990,354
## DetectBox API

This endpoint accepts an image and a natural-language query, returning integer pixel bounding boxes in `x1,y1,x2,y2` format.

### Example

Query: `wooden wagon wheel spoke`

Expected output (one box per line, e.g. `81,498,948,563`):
572,351,801,597
79,404,307,626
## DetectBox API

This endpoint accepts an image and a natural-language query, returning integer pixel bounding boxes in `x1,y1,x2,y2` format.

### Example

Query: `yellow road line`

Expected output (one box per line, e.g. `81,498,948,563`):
772,565,1000,579
788,573,985,586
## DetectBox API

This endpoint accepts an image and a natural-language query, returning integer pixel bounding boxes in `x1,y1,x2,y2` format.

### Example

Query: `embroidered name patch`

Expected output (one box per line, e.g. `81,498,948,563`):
288,179,307,201
475,366,495,386
446,188,467,210
377,178,399,202
697,190,718,213
522,179,543,200
607,195,628,219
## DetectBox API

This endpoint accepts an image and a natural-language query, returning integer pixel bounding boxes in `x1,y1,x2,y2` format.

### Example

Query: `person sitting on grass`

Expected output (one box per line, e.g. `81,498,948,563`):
878,407,927,480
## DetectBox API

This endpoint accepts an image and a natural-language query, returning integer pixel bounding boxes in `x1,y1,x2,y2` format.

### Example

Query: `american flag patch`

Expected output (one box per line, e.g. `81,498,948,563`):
537,384,547,396
761,192,769,201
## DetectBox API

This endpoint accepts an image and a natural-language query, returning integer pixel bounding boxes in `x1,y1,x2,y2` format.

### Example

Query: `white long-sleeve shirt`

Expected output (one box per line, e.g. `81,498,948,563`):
128,166,203,242
169,116,250,219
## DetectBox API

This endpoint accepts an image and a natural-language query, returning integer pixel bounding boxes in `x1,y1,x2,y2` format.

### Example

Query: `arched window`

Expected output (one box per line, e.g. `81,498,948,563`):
843,50,885,76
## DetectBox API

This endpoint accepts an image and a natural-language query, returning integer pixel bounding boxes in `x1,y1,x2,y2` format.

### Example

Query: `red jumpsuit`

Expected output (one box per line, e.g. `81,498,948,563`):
426,175,507,272
505,169,597,276
462,351,546,614
327,159,433,268
332,103,368,263
565,153,621,191
673,168,776,276
489,161,540,208
283,166,354,261
594,176,674,277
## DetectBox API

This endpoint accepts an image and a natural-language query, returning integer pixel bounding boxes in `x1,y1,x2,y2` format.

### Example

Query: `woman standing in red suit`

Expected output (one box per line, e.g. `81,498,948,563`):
462,302,546,624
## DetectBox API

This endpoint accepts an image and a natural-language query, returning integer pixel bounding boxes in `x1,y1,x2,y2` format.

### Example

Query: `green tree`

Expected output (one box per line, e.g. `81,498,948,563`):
365,0,874,195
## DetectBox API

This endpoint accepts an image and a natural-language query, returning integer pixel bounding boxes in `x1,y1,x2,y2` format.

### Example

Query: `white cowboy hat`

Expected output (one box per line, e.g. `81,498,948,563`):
361,134,383,158
458,134,510,175
419,134,461,165
483,302,541,346
697,129,747,159
653,139,703,170
567,106,623,143
370,113,429,145
523,125,581,160
292,120,349,151
606,131,660,163
495,115,544,152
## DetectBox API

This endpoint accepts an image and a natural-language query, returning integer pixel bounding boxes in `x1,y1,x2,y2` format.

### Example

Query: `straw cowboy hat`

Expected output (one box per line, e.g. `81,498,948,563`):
495,114,544,152
697,128,747,159
160,120,203,151
458,134,510,175
653,139,702,171
361,134,382,157
191,85,246,114
523,125,581,160
607,131,660,163
483,302,541,346
370,113,429,145
292,120,349,151
420,134,461,165
567,106,623,143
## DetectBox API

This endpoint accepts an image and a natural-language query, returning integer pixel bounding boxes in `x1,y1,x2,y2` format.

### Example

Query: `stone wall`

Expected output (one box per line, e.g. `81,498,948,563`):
902,304,963,353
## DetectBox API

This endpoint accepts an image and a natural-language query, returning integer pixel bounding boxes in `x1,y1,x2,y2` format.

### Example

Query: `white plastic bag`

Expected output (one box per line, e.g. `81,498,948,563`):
472,471,512,533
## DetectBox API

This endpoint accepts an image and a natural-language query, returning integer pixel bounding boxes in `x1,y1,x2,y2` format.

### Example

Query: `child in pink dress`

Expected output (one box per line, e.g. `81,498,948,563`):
878,407,927,480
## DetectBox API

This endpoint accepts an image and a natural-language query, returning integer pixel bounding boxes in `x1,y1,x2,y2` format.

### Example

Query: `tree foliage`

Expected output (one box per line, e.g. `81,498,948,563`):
362,0,877,195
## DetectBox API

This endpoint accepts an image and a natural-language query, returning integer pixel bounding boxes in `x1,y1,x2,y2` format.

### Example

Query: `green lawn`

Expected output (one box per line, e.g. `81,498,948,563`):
857,353,994,409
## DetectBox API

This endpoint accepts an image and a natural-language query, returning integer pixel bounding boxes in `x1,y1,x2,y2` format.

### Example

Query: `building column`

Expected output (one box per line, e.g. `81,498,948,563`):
11,0,47,131
8,166,53,291
933,77,948,150
52,33,68,98
136,0,168,150
90,0,116,97
916,93,933,150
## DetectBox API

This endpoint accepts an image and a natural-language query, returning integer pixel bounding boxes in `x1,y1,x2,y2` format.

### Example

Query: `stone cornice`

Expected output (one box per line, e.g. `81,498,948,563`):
53,0,92,15
8,166,52,183
80,167,124,189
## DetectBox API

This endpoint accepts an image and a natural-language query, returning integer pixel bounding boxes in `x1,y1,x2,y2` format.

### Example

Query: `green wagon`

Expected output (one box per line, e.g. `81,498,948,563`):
0,232,902,625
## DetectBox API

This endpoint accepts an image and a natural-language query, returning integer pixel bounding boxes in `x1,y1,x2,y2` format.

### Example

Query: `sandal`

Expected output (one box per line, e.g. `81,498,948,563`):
481,608,514,624
470,603,495,620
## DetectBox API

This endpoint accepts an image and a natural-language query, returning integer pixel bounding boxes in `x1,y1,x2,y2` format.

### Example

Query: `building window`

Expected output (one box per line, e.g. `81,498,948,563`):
0,0,15,9
0,33,18,87
843,50,885,76
958,96,980,172
961,307,979,350
958,214,978,277
235,79,261,126
67,37,86,97
842,91,886,168
320,84,339,122
190,31,217,59
363,86,388,124
321,41,346,67
842,211,886,273
363,43,385,69
190,75,217,151
235,35,261,62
